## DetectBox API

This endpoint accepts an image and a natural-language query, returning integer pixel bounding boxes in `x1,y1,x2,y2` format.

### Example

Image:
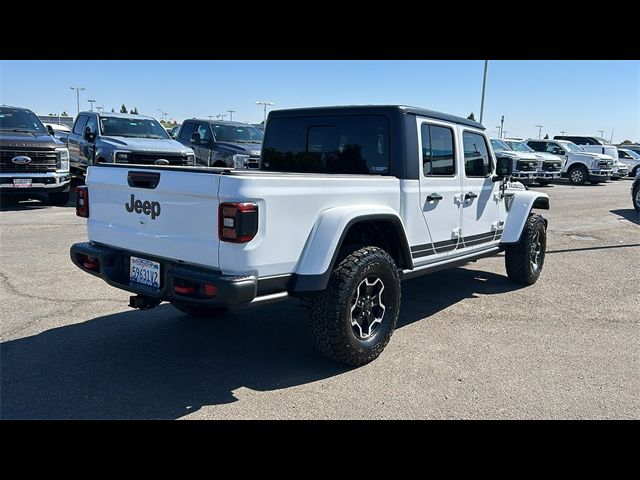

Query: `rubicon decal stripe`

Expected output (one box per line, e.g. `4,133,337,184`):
411,230,502,258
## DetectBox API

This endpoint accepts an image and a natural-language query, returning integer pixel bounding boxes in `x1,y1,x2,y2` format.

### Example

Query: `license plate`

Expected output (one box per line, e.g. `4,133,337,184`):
129,256,161,290
13,179,32,188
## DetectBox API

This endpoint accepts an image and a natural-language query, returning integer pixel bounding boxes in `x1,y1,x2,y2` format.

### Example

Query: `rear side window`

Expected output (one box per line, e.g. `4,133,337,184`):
527,141,546,152
421,124,455,176
463,132,493,177
179,122,197,141
73,115,88,135
262,115,389,174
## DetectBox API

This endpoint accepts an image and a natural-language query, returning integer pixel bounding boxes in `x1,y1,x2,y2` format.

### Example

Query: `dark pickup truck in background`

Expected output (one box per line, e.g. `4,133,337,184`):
175,119,263,169
0,105,72,205
66,112,195,175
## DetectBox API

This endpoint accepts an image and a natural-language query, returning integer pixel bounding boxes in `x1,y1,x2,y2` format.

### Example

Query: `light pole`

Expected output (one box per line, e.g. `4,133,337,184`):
228,110,235,121
96,106,104,113
500,115,505,138
560,131,566,136
256,100,274,124
88,99,96,111
157,109,167,122
70,87,86,116
597,130,604,139
217,114,227,121
479,60,488,124
208,116,214,120
535,124,544,139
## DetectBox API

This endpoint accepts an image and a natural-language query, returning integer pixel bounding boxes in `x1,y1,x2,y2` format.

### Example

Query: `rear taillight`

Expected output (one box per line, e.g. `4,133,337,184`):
218,202,258,243
76,186,89,218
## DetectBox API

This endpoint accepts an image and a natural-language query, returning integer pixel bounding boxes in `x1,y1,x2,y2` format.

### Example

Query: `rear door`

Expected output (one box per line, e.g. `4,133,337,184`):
86,166,222,268
458,129,501,249
415,117,463,261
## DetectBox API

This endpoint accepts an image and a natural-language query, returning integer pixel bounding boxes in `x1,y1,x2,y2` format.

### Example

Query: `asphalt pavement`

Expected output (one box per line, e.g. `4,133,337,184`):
1,178,638,419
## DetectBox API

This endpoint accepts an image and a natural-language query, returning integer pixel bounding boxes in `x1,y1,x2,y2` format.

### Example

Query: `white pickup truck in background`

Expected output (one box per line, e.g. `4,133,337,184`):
71,105,550,366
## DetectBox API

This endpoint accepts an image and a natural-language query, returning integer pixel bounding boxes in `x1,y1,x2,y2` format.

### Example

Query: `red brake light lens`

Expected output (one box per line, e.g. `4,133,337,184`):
218,202,258,243
76,186,89,218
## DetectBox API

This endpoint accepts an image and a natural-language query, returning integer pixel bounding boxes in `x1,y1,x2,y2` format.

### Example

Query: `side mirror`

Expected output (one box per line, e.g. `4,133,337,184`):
552,148,564,155
493,155,514,181
190,132,201,145
46,124,55,136
84,126,95,142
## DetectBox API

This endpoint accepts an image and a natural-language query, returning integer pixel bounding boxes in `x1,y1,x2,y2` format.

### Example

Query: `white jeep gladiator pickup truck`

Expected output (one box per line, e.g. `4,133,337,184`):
70,105,550,366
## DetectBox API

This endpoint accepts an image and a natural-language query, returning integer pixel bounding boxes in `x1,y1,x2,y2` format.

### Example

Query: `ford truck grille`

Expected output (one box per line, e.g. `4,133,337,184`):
542,161,561,171
598,161,613,169
0,148,57,173
123,153,191,166
516,160,539,171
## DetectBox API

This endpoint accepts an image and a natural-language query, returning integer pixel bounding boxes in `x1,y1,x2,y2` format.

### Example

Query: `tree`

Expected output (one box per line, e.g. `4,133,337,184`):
467,112,476,120
61,111,68,116
621,139,632,145
111,108,115,113
120,104,128,113
543,134,549,139
132,107,138,114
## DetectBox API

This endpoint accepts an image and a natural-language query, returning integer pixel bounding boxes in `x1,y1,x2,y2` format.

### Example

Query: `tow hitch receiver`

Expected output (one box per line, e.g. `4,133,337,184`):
129,295,161,310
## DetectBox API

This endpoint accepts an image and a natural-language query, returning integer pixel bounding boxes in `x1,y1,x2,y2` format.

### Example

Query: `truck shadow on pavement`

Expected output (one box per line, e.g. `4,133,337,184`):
0,179,81,211
1,267,523,419
610,208,640,225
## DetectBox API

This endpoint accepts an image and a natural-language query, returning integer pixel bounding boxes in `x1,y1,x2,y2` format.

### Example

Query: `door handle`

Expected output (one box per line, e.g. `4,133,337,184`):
464,191,478,200
426,193,443,202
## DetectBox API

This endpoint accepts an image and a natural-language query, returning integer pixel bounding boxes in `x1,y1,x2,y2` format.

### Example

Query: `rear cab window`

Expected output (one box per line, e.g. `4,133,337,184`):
261,115,389,174
73,115,89,135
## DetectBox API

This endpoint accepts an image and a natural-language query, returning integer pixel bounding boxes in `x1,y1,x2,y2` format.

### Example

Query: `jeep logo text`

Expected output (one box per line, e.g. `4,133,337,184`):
125,194,161,219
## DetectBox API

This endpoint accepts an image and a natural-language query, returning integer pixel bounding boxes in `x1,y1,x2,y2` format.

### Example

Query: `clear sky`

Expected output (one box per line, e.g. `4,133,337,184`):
1,60,638,142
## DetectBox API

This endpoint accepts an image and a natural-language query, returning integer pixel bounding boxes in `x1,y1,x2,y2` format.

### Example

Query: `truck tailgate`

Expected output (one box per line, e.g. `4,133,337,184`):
86,166,221,268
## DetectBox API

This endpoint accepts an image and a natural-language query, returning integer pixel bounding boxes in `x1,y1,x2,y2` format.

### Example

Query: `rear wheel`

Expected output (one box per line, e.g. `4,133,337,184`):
633,184,640,212
48,191,70,206
631,165,639,178
308,246,401,366
568,165,588,185
505,213,546,285
171,302,229,318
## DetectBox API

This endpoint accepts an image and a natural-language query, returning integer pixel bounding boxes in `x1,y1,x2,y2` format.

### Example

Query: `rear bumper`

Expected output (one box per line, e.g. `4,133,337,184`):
70,242,258,307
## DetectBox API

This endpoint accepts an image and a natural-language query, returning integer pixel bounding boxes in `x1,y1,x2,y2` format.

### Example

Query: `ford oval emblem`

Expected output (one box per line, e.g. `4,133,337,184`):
12,155,32,164
154,158,169,165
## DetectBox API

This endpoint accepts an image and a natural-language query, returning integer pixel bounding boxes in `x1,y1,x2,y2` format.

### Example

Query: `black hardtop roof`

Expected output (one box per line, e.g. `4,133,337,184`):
267,105,485,129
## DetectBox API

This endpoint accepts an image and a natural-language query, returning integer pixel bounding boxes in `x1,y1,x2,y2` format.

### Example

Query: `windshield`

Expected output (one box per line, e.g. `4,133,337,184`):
559,141,584,152
0,108,47,134
490,139,511,151
622,149,640,159
99,116,169,139
211,124,263,143
505,140,535,153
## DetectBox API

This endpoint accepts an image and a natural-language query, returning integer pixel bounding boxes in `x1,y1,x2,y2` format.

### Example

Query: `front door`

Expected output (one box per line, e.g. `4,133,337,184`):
416,118,463,262
68,114,88,168
458,129,501,249
193,122,214,166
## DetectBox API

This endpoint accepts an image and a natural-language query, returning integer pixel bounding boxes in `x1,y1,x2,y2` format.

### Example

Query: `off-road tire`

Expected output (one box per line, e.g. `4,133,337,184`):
171,302,229,317
568,165,588,185
48,191,70,206
633,183,640,212
631,165,639,178
308,246,401,367
505,213,546,285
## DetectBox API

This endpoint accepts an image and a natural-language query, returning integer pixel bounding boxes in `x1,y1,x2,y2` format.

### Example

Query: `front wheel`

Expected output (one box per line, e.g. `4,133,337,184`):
568,165,588,185
308,246,401,367
505,213,547,285
633,184,640,212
